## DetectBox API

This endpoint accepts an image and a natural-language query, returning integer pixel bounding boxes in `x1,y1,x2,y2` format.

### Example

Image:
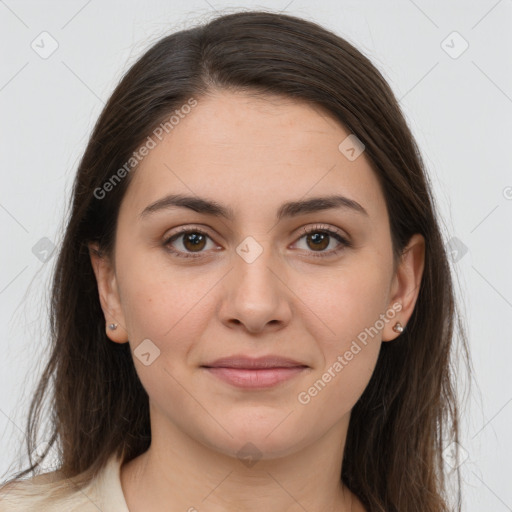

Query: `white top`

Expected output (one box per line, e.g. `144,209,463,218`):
0,453,130,511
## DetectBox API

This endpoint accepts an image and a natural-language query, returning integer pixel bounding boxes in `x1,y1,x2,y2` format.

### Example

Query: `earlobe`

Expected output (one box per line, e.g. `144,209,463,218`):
392,321,404,334
383,233,426,342
88,242,129,344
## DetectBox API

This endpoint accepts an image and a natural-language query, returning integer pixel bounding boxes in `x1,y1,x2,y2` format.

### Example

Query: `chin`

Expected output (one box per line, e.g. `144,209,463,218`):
203,418,313,462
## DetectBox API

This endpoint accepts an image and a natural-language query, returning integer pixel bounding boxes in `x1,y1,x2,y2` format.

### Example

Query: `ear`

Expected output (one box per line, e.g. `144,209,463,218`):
88,242,128,344
383,233,425,342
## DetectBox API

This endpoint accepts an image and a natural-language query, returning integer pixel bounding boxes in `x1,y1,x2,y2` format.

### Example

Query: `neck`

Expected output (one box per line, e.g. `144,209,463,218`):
120,404,354,512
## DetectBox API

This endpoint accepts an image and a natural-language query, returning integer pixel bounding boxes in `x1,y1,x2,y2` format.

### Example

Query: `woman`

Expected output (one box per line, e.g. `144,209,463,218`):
0,10,470,512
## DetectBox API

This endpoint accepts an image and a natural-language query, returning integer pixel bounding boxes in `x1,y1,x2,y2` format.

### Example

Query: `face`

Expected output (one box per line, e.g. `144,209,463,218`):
90,90,424,460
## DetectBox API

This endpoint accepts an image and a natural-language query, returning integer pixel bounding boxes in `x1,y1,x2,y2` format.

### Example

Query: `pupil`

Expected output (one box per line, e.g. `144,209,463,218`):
309,232,328,250
188,234,202,245
185,233,205,251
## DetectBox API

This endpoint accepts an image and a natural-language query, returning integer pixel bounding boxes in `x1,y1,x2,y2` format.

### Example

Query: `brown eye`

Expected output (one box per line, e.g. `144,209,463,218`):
181,232,207,252
305,231,330,251
164,228,215,259
295,225,351,258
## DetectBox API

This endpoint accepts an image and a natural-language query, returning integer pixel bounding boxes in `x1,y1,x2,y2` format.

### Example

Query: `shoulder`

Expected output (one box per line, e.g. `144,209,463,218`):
0,455,125,512
0,473,89,512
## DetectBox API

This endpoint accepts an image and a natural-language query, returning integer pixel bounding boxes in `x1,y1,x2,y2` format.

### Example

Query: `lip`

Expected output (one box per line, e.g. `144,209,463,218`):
202,355,308,369
201,355,309,389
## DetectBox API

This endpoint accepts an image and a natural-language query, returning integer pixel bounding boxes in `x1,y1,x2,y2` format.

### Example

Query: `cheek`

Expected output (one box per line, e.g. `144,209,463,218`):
295,262,388,408
321,338,381,403
297,260,391,344
117,252,212,341
298,302,384,424
296,345,379,437
116,263,212,409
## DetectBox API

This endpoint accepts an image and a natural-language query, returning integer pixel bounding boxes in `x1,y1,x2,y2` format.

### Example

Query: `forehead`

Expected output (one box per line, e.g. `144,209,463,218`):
119,90,386,224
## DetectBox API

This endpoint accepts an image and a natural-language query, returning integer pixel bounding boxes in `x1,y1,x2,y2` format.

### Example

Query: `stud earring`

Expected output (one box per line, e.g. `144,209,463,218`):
392,322,404,334
108,323,118,330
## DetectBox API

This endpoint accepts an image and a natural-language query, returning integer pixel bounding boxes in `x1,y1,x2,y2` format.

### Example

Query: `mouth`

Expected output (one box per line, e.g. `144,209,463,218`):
201,366,308,388
200,355,309,389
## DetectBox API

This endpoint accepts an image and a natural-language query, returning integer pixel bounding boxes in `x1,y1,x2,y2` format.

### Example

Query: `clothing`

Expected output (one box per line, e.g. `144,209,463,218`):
0,453,130,512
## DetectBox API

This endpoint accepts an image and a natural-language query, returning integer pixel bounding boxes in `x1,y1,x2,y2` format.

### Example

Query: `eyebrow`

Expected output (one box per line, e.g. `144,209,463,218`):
139,193,369,221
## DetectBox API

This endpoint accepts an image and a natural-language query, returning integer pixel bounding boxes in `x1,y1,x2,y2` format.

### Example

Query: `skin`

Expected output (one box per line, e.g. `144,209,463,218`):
89,90,425,512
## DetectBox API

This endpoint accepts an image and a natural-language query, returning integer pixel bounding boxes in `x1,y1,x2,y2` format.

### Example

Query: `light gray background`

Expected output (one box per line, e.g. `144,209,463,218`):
1,1,511,510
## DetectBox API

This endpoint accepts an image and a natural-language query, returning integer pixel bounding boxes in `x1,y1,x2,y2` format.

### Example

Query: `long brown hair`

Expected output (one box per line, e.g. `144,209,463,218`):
1,10,471,511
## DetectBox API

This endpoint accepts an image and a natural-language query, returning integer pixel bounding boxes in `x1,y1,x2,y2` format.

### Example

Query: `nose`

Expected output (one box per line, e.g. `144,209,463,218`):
218,239,293,334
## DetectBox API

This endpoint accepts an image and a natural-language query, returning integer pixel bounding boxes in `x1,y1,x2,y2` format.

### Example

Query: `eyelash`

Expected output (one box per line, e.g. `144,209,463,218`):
163,224,352,260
